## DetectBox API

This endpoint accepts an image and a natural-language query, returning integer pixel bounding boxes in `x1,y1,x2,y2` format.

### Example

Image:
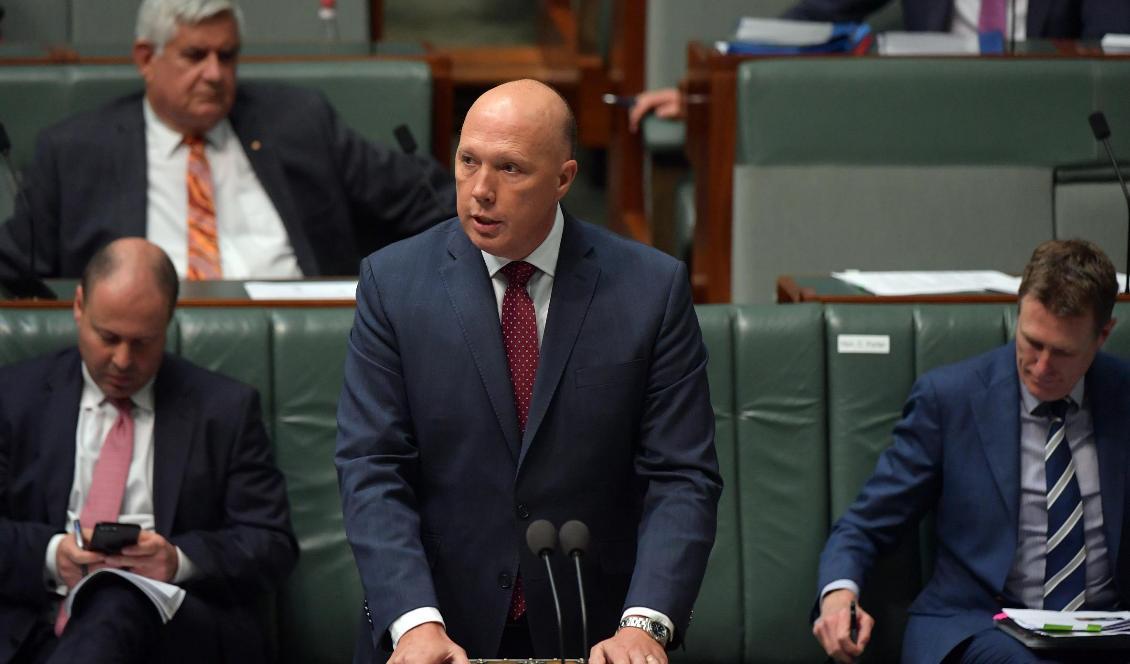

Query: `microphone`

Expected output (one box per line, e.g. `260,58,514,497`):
526,519,566,663
1088,111,1130,293
0,121,55,300
392,123,448,217
559,520,590,658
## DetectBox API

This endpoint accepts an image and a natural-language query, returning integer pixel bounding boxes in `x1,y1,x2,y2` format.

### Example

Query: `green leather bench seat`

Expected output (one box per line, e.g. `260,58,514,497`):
2,300,1129,662
730,58,1130,303
0,58,435,176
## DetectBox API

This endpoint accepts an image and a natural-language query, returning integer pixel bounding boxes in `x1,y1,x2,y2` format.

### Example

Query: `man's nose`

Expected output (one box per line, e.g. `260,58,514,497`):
470,169,495,204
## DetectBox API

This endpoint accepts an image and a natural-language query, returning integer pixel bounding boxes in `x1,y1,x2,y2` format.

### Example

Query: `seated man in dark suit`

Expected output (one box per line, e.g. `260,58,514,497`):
0,238,297,663
336,79,721,664
812,239,1130,663
0,0,454,282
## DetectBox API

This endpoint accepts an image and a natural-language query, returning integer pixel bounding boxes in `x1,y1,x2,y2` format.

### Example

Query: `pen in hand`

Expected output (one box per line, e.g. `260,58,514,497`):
849,600,859,644
73,519,88,577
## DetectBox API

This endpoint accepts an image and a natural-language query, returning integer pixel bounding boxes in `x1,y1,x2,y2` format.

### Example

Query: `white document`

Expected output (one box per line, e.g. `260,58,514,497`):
733,17,835,46
878,31,980,55
64,568,186,624
244,280,358,301
1102,34,1130,53
831,270,1022,296
1003,608,1130,635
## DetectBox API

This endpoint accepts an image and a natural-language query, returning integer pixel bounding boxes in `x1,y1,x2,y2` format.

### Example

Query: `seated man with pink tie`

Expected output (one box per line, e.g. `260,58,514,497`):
0,238,297,663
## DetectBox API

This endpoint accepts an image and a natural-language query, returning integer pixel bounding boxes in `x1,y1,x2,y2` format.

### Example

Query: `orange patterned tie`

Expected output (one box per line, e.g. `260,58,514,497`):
184,135,222,280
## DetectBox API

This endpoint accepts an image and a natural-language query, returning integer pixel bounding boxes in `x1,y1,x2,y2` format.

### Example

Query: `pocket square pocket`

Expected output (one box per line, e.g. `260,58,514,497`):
575,359,646,388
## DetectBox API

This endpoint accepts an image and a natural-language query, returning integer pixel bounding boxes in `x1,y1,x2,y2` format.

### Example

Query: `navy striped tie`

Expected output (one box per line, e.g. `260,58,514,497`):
1040,399,1086,611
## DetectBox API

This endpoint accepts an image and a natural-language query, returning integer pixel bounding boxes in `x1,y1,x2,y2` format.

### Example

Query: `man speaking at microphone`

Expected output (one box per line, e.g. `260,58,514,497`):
335,79,721,663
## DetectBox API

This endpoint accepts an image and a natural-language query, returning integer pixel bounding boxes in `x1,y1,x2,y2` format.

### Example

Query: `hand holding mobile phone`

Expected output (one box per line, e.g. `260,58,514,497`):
87,522,141,554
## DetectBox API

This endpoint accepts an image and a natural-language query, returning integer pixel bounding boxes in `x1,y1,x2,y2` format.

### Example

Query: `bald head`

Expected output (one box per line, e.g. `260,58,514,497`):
81,238,180,320
467,79,576,161
455,79,580,260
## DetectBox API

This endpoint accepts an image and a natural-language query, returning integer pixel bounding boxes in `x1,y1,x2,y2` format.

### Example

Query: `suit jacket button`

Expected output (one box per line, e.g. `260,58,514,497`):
499,572,512,589
516,503,530,520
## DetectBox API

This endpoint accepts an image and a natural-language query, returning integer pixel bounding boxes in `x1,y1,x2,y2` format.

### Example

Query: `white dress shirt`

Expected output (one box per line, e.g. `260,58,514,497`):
43,364,196,594
389,206,674,648
952,0,1029,40
143,100,302,279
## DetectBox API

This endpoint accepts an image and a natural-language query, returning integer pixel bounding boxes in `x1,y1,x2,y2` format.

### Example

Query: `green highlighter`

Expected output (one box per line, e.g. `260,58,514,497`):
1042,623,1103,632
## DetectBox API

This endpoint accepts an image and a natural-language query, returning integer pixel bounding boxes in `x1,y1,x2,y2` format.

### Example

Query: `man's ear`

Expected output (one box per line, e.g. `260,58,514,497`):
73,284,85,325
132,40,156,79
556,159,578,200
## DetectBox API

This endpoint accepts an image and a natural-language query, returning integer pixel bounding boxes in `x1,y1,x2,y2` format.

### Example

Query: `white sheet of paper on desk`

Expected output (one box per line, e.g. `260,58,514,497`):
733,17,834,46
1102,34,1130,53
878,31,979,55
1004,608,1130,635
831,270,1023,296
244,281,358,300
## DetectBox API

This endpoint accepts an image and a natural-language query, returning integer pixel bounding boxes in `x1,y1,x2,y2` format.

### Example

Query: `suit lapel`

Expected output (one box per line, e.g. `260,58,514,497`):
518,217,599,469
119,97,148,237
228,95,319,275
151,359,197,534
1088,355,1129,568
971,346,1022,528
440,230,522,462
41,351,84,525
1026,0,1051,38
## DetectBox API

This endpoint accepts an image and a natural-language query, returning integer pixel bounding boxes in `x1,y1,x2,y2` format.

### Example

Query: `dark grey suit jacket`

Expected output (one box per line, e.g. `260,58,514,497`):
0,82,455,279
0,348,298,662
335,215,722,660
784,0,1130,38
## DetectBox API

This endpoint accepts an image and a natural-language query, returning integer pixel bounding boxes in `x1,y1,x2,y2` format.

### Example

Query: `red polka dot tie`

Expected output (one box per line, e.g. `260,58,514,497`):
501,261,539,434
501,260,538,621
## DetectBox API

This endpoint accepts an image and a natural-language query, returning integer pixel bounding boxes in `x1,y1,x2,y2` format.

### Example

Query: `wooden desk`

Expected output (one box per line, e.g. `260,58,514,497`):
0,280,357,309
777,274,1130,304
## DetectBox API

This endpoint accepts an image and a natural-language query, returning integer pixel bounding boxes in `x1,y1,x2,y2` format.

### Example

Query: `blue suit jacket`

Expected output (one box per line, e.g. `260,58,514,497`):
817,343,1130,663
335,215,721,660
0,83,455,280
784,0,1130,39
0,348,298,662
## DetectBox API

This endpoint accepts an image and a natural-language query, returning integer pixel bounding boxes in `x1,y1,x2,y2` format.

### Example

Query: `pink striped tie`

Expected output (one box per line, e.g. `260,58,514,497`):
80,399,136,525
55,398,135,636
978,0,1007,34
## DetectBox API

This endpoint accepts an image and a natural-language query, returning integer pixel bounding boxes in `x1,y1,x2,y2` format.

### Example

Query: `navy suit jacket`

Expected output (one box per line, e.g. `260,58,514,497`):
784,0,1130,38
817,343,1130,663
0,82,455,280
0,348,298,662
335,216,722,660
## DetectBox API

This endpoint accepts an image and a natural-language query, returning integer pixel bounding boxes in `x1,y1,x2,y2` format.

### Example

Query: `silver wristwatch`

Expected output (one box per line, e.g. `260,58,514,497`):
619,615,670,646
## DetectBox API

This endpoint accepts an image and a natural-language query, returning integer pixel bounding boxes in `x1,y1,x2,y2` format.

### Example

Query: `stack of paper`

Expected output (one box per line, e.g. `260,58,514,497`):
1102,34,1130,53
831,270,1023,296
65,568,186,624
878,31,980,55
716,17,871,55
1004,608,1130,637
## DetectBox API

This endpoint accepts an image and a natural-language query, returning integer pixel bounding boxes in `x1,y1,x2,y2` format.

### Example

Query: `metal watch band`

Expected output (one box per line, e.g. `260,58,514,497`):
619,615,669,645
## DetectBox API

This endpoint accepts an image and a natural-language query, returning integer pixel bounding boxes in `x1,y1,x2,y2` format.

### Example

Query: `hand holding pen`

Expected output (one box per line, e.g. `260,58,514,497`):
55,519,104,588
814,589,873,663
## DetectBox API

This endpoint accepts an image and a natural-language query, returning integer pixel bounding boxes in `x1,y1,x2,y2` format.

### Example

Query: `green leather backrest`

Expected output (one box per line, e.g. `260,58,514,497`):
735,58,1112,167
0,59,433,173
270,308,359,664
733,304,827,663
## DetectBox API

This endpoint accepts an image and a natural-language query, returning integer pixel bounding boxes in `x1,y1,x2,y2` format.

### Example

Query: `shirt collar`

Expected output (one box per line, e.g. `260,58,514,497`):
481,204,564,279
80,362,156,413
1019,375,1085,416
143,97,231,158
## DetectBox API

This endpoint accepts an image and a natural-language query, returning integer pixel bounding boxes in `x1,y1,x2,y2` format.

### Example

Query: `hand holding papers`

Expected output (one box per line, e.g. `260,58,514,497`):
64,568,186,624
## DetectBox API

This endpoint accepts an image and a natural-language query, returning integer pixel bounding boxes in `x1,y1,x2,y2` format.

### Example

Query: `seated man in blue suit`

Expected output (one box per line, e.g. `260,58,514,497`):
0,0,454,281
0,238,297,663
812,238,1130,663
336,79,721,664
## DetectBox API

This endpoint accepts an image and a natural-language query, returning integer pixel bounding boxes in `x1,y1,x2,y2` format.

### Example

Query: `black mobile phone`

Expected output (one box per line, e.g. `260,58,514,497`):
87,522,141,554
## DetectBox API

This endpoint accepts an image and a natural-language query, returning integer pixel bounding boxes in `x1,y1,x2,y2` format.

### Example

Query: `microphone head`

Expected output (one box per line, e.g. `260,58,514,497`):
1090,111,1111,141
526,519,558,557
559,520,590,556
0,122,10,155
393,124,417,155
